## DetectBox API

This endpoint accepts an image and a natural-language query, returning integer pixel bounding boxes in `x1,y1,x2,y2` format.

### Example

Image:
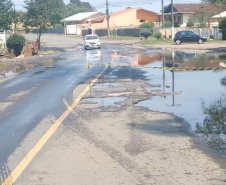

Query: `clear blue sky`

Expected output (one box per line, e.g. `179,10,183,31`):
13,0,201,14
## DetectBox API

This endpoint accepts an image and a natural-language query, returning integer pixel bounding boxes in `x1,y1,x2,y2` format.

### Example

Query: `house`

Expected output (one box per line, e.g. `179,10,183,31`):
63,12,104,35
163,3,220,27
87,8,158,30
209,11,226,27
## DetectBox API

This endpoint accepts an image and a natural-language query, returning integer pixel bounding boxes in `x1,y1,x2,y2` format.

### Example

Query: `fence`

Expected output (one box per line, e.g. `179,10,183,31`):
82,27,159,37
159,27,222,40
41,28,64,34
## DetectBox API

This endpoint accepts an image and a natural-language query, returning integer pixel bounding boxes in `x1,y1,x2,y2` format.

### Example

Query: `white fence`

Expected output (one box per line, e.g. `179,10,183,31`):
0,31,11,48
160,27,222,40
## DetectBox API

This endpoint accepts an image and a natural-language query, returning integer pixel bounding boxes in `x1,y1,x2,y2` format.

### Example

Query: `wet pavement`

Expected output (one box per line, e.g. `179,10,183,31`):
1,43,226,183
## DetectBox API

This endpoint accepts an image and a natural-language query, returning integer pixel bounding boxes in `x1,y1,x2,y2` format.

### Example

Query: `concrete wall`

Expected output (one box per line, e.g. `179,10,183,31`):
182,14,191,27
0,33,11,48
136,9,157,25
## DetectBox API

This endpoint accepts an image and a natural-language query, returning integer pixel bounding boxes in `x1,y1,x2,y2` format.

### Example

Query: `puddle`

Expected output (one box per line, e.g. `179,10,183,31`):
133,51,226,153
92,83,122,89
83,97,127,107
128,51,226,69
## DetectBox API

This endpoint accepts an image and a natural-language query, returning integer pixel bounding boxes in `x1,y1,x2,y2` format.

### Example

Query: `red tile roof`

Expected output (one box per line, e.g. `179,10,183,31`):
173,3,221,14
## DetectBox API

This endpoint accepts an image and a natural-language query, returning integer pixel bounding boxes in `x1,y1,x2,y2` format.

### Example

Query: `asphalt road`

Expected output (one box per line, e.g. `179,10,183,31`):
0,45,115,182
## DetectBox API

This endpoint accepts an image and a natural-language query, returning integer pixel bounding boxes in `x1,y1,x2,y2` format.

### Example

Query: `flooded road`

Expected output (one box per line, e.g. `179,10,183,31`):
2,44,226,185
124,49,226,153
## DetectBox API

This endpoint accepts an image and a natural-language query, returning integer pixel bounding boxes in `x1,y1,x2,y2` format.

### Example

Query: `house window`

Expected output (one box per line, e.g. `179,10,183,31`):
177,16,181,22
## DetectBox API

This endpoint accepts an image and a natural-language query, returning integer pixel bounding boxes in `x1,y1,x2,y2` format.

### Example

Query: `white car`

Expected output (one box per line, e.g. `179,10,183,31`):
84,34,101,50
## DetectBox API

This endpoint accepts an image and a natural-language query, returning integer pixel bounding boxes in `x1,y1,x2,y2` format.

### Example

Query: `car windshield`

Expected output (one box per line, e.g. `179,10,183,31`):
86,36,98,40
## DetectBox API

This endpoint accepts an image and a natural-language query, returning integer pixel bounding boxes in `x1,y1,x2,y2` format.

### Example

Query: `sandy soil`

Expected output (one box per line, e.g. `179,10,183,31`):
15,71,226,185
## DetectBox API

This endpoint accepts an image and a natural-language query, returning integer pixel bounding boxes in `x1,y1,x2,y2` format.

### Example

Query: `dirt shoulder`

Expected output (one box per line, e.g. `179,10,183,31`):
15,67,226,185
135,41,226,55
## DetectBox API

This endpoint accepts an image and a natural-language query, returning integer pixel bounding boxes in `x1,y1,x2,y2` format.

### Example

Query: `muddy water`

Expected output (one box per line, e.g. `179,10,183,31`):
136,52,226,128
132,51,226,151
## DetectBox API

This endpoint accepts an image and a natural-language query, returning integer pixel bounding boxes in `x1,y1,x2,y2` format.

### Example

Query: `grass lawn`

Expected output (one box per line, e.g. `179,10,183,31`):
137,37,174,45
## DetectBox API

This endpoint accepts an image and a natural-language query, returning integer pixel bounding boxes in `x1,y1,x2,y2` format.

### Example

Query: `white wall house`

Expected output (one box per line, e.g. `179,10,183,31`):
163,3,220,28
62,12,105,35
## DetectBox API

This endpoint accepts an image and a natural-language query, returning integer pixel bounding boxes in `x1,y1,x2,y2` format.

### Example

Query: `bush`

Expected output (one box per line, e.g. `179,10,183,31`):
187,20,194,27
140,30,152,40
210,35,214,39
223,29,226,40
174,21,180,27
139,22,154,28
164,21,171,28
6,34,26,56
154,31,162,40
54,23,64,28
219,18,226,30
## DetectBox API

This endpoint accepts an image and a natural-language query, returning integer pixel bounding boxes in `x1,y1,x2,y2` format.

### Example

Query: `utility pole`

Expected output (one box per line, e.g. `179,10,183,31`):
13,4,16,33
161,0,164,29
171,0,174,40
64,11,66,36
106,0,110,38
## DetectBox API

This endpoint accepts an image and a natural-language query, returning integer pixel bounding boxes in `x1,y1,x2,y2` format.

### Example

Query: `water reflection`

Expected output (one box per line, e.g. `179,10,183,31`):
137,51,226,69
196,76,226,153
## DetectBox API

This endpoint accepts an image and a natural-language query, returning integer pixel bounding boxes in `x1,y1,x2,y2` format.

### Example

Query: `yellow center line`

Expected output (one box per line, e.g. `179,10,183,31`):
2,47,117,185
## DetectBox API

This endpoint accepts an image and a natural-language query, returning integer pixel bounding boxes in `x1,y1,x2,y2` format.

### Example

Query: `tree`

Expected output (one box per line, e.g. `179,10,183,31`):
187,19,195,27
219,18,226,40
154,31,162,40
7,34,26,56
164,21,171,28
24,0,65,49
65,0,94,17
139,22,154,28
140,30,152,40
189,10,212,28
0,0,14,31
13,11,26,31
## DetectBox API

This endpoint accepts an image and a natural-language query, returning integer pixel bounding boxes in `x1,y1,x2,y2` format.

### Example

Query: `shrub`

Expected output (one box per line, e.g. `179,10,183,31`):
154,31,162,40
164,21,171,28
219,17,226,30
223,29,226,40
7,34,26,56
140,30,152,40
187,20,194,27
174,21,180,27
210,35,214,39
139,22,154,28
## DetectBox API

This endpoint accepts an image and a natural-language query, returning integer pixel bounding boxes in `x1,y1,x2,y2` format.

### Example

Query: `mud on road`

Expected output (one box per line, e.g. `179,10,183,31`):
15,67,226,185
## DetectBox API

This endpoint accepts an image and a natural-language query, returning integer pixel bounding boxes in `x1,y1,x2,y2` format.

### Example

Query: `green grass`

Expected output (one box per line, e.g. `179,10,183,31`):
137,37,174,45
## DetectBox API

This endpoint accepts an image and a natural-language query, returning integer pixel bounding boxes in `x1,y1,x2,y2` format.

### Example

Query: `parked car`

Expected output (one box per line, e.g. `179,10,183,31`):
83,34,101,50
173,31,207,45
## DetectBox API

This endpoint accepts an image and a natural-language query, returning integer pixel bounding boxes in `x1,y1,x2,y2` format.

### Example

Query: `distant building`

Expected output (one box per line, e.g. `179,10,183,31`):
63,12,104,35
209,11,226,27
162,3,220,27
87,8,158,29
